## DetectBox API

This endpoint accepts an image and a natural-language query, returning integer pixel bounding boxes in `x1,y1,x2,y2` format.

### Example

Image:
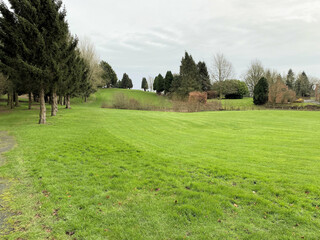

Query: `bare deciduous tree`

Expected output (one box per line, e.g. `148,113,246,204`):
211,53,235,99
244,60,265,96
79,37,104,93
148,76,154,92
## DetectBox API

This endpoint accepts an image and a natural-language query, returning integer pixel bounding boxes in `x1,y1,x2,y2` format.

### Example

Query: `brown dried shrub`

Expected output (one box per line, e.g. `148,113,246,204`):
188,91,207,104
268,80,296,104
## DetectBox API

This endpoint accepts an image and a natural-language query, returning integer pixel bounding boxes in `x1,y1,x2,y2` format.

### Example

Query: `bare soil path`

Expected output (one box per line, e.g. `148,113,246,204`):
0,132,15,234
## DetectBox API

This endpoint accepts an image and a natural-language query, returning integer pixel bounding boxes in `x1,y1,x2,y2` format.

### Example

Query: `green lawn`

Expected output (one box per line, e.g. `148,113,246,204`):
0,89,320,239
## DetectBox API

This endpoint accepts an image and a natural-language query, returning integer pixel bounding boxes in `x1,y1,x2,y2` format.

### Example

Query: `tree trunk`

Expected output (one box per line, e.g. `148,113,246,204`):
8,90,14,109
65,95,71,109
7,93,10,106
28,92,32,110
84,96,87,103
58,95,62,105
39,88,46,124
51,89,58,116
14,92,20,107
63,96,66,106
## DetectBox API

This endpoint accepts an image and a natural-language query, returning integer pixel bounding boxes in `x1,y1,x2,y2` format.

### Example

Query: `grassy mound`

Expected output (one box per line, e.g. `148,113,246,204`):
0,92,320,239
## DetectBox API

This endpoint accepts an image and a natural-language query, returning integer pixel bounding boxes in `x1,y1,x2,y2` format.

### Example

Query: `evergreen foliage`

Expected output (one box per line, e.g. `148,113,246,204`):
179,52,201,96
286,69,295,89
253,77,269,105
100,61,118,88
141,77,148,91
197,61,211,91
0,0,92,123
295,72,311,97
164,71,173,94
120,73,133,89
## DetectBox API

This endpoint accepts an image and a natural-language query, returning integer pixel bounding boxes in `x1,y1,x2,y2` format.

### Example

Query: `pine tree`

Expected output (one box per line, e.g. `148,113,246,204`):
179,52,201,96
197,61,211,91
286,69,295,89
121,73,132,89
164,71,173,94
155,74,164,94
100,61,118,88
141,77,148,91
0,0,75,123
153,76,158,92
295,72,311,97
253,77,269,105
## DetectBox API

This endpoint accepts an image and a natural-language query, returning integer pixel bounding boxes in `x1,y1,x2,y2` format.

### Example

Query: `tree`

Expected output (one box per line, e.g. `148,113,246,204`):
286,69,295,89
100,61,118,88
164,71,173,94
141,77,148,91
120,73,132,89
170,74,181,93
212,80,248,99
0,0,78,123
148,76,154,92
253,77,269,105
244,60,264,96
295,72,311,97
179,52,201,96
154,74,164,94
211,53,235,99
197,61,211,92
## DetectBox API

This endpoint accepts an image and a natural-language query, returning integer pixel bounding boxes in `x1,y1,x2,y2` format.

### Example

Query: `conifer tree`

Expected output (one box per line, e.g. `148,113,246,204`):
100,61,118,88
164,71,173,94
179,52,201,96
253,77,269,105
286,69,295,89
141,77,148,91
197,61,211,91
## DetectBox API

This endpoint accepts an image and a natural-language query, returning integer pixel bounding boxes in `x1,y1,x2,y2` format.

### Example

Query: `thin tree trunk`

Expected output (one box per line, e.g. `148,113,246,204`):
9,90,14,109
7,93,10,106
39,88,46,124
58,95,62,105
66,95,71,109
63,96,66,106
14,92,20,107
51,89,58,116
28,92,32,110
84,96,87,103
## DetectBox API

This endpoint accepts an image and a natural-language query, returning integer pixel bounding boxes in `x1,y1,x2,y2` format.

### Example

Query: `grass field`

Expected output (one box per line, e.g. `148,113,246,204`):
0,89,320,239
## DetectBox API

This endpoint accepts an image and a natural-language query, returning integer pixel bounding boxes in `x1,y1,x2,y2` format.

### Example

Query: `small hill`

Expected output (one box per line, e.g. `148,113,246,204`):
94,88,172,109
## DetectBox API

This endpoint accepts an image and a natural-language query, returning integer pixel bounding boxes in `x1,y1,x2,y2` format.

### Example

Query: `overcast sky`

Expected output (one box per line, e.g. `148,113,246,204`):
5,0,320,88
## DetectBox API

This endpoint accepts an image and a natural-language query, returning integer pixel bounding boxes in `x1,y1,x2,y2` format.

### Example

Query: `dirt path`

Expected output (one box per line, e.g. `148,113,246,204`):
0,132,15,234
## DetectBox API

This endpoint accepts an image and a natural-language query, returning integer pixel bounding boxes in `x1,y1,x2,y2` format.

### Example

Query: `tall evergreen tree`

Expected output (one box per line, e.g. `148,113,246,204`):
179,52,201,96
153,76,158,92
0,0,75,123
120,73,132,89
164,71,173,94
286,69,295,89
155,74,164,94
295,72,311,97
253,77,269,105
197,61,211,91
141,77,148,91
100,61,118,88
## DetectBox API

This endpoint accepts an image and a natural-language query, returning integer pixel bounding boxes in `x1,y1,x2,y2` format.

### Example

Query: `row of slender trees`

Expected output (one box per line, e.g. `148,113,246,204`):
0,0,99,124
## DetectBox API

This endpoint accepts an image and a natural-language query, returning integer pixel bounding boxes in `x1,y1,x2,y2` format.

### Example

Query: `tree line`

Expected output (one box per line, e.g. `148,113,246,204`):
142,52,248,99
142,52,318,103
0,0,99,124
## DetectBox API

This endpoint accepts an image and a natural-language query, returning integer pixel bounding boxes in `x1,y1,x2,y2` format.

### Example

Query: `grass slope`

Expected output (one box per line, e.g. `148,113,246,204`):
0,89,320,239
